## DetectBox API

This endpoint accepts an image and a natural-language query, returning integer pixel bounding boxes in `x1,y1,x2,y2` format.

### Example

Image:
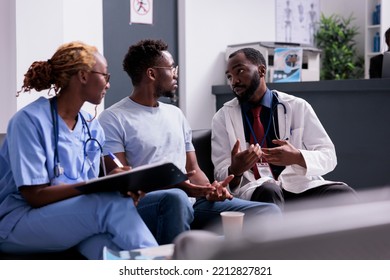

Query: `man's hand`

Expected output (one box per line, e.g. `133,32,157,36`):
229,139,262,176
177,180,216,197
178,172,234,200
205,175,234,201
262,139,306,168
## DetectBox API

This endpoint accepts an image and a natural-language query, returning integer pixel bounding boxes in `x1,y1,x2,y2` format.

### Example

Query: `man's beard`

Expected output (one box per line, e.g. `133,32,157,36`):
156,86,175,99
235,72,260,104
162,90,175,98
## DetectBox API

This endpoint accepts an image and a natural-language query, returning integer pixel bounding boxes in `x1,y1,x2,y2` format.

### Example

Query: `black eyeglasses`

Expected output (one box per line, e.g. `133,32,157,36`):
152,65,179,76
90,70,111,83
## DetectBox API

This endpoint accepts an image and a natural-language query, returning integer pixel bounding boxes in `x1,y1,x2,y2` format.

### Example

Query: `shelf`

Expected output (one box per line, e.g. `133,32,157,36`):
367,24,381,29
365,0,389,78
212,79,390,96
367,52,381,56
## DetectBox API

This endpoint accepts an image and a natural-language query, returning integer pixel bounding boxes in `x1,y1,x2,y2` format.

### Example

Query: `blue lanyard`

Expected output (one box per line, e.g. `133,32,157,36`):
244,106,273,147
50,97,60,166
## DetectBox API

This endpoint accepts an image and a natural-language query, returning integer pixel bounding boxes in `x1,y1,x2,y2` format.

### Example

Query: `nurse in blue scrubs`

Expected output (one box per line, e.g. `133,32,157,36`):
0,41,157,259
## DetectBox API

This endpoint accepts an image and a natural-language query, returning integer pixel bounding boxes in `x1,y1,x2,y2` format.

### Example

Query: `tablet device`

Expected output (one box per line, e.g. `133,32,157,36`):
76,162,187,194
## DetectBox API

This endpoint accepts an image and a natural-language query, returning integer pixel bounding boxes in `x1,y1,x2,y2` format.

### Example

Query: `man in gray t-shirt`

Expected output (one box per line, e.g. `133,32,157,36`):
99,39,281,242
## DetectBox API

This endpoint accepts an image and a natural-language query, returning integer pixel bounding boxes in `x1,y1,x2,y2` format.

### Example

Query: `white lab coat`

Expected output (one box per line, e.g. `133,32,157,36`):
211,90,345,200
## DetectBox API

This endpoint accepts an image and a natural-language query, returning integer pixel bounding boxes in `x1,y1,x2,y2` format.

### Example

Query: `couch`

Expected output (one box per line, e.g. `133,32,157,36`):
191,129,214,182
0,129,214,259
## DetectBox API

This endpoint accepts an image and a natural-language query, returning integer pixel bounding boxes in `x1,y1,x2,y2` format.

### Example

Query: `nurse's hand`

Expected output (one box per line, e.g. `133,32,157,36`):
110,166,143,205
125,190,145,207
108,165,132,175
262,139,306,168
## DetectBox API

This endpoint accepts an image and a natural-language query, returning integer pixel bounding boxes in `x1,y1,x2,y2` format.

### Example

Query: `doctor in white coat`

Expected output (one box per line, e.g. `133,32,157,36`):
212,48,356,208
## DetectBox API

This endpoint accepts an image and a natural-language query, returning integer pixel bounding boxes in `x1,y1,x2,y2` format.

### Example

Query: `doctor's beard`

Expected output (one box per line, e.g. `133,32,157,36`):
235,71,261,104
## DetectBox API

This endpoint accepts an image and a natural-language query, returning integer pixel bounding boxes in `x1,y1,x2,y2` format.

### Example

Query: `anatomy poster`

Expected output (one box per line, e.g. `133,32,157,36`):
275,0,320,45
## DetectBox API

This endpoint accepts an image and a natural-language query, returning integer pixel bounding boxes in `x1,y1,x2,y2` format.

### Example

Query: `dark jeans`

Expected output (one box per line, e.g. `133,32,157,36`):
191,196,281,231
137,188,194,245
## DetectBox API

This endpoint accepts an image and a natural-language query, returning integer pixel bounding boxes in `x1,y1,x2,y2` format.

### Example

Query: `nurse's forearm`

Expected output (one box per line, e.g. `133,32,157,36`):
19,182,84,208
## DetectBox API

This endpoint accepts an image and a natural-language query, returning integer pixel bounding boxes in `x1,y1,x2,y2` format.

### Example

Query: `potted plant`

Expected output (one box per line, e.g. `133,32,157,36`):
314,14,364,80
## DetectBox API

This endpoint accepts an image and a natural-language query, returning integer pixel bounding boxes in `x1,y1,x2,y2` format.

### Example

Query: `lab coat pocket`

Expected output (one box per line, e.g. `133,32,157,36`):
289,127,304,149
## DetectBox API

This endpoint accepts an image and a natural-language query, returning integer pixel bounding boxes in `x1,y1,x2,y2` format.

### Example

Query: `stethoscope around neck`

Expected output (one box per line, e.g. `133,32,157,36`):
244,91,288,144
50,97,106,179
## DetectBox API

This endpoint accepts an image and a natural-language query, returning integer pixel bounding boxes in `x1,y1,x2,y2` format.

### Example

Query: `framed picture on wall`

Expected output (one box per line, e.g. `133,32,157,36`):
275,0,320,46
272,47,303,83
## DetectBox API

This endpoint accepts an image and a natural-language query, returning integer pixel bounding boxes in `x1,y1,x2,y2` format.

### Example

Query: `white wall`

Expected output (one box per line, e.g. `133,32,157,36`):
179,0,276,130
0,0,17,133
62,0,104,115
0,0,103,133
15,0,64,111
321,0,365,55
0,0,366,133
179,0,366,130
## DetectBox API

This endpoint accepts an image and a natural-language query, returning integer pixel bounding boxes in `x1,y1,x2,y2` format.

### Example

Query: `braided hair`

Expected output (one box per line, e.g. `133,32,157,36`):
18,41,97,95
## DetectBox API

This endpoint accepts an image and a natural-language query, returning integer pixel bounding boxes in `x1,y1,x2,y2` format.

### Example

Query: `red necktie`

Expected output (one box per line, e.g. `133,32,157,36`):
250,106,267,179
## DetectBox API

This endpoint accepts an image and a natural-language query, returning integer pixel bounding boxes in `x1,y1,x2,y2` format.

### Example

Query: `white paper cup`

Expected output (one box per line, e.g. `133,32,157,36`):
220,211,245,240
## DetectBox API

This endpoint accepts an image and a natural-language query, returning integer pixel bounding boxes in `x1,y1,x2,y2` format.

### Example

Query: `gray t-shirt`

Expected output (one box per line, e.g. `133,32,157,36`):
99,97,194,173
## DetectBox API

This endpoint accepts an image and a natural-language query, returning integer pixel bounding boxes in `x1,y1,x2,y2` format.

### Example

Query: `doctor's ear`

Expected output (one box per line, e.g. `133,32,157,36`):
258,65,266,77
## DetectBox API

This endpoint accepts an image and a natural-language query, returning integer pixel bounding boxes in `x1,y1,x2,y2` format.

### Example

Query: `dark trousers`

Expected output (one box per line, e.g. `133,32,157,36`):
250,182,358,211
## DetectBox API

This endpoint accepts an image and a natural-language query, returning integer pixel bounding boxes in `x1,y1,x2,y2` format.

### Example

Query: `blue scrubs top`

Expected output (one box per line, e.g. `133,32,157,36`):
0,97,104,239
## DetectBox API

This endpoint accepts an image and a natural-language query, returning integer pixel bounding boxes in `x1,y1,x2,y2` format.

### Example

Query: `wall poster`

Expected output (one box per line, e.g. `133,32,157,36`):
130,0,153,25
272,47,303,83
275,0,320,46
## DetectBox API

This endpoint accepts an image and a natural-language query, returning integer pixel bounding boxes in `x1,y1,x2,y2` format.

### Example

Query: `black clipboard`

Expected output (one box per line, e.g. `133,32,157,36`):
76,162,187,194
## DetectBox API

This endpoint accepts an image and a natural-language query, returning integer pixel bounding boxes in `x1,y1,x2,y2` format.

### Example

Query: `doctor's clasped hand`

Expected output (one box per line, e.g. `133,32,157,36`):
262,139,306,168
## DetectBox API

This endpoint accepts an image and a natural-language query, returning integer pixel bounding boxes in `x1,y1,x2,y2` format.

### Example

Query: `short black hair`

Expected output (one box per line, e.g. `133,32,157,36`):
123,39,168,85
385,27,390,48
228,48,267,69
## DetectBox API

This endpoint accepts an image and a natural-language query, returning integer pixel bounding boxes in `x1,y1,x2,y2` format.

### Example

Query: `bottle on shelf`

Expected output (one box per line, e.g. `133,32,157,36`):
372,7,378,24
372,4,381,25
376,4,381,25
373,32,380,52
